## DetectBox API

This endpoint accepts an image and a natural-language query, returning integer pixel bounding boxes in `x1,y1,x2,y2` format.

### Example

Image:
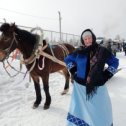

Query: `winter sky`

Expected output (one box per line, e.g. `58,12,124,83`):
0,0,126,39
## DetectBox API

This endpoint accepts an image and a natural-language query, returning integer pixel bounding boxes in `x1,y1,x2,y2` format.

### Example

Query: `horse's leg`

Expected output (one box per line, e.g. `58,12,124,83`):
32,76,42,109
41,74,51,110
61,68,70,95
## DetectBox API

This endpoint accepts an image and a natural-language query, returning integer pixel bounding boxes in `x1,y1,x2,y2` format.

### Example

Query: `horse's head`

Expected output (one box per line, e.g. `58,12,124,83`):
0,23,17,61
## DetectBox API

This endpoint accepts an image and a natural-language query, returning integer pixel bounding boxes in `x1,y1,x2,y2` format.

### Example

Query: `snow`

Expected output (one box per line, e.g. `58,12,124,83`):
0,52,126,126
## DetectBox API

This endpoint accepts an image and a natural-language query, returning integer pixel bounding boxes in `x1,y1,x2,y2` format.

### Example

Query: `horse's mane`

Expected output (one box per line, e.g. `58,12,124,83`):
15,27,38,45
0,23,38,45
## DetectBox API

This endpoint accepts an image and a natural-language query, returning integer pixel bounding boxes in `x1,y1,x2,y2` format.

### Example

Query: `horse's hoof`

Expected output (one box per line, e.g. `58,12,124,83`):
61,92,66,95
43,105,50,110
32,103,39,109
61,89,69,95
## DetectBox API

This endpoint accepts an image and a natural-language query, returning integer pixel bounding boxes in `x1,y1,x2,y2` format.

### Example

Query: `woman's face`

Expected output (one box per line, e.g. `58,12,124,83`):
83,35,93,47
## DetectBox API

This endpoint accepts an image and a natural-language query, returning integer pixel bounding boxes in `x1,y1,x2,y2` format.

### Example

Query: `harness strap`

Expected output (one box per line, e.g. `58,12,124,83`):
58,44,69,57
39,51,66,66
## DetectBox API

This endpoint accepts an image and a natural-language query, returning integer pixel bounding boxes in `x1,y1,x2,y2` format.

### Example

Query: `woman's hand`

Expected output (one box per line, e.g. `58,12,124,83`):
86,76,90,84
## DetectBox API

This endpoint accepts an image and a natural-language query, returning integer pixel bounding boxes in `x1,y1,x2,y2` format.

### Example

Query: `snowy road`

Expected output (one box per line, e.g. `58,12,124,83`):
0,52,126,126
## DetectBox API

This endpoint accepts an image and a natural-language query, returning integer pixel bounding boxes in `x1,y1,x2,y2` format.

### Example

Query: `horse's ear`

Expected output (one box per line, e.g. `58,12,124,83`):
3,18,6,23
0,23,10,33
10,22,16,32
43,40,47,46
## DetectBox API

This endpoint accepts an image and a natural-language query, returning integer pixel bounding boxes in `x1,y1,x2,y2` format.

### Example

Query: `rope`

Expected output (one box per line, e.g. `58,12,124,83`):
48,44,56,58
30,26,44,47
28,59,36,73
58,44,69,57
6,59,25,74
47,44,68,66
39,51,66,66
5,49,20,69
38,57,45,70
3,61,24,78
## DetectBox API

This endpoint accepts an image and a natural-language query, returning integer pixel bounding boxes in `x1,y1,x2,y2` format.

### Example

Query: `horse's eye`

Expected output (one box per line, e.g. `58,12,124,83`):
4,37,10,41
0,34,10,41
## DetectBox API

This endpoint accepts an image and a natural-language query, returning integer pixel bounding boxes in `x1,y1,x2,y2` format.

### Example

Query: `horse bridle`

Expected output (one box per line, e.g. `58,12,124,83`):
0,32,18,61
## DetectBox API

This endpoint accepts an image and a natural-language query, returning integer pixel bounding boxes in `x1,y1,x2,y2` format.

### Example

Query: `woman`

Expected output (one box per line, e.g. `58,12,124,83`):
64,29,119,126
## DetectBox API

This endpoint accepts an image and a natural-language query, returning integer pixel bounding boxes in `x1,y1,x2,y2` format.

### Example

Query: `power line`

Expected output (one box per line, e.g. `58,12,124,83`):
0,7,58,21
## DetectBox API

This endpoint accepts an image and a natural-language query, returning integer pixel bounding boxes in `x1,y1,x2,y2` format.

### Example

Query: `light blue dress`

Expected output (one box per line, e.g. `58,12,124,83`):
65,46,119,126
67,81,113,126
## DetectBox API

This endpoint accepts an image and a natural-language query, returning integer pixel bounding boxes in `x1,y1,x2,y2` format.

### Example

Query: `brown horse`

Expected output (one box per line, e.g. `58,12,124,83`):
0,23,75,109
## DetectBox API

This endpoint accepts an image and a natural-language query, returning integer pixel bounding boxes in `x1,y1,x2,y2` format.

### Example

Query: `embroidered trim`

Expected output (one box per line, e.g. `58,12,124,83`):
67,62,75,70
107,66,116,74
67,113,90,126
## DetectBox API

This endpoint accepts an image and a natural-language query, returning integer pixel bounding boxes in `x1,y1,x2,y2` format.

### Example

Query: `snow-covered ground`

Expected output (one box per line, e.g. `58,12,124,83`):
0,52,126,126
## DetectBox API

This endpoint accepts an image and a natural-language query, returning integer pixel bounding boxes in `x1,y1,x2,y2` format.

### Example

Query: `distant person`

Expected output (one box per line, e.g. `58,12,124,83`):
107,41,112,53
123,43,126,55
64,29,119,126
111,43,117,56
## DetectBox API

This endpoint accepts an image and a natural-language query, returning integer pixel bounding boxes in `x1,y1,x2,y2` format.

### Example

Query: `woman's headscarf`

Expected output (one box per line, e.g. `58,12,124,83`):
81,29,97,46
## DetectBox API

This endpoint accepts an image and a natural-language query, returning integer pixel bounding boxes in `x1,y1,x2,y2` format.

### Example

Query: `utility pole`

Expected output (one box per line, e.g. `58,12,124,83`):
58,11,62,41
